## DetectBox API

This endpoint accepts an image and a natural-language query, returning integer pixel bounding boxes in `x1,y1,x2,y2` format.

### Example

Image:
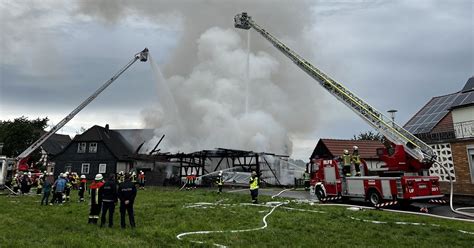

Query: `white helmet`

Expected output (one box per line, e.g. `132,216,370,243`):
59,173,64,178
80,175,86,179
343,149,349,154
219,170,223,176
95,174,103,181
353,146,358,150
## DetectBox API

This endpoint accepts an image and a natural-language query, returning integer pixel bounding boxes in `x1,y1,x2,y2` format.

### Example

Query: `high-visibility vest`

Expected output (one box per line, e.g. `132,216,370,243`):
342,154,351,166
352,154,361,164
217,177,223,186
250,176,259,190
38,178,44,189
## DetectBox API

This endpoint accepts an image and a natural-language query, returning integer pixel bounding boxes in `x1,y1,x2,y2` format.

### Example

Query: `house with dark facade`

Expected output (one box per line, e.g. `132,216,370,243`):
52,125,134,179
403,76,474,196
310,138,385,171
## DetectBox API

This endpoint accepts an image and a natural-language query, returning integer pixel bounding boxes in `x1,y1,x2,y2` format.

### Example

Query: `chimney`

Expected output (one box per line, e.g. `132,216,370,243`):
105,124,109,133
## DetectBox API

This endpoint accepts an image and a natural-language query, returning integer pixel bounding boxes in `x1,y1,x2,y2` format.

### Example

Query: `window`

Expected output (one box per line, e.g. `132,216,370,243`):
77,142,86,153
65,164,72,173
468,146,474,184
81,163,90,174
99,163,107,174
89,142,97,153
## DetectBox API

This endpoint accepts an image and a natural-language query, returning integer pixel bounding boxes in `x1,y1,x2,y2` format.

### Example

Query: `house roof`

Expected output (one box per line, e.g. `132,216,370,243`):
114,129,156,153
404,77,474,134
310,139,385,160
450,77,474,109
403,93,457,134
461,76,474,93
73,125,132,160
40,133,71,155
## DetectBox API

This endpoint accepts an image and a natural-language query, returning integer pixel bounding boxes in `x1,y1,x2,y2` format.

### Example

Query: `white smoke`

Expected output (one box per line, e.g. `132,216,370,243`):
74,0,324,156
142,27,292,155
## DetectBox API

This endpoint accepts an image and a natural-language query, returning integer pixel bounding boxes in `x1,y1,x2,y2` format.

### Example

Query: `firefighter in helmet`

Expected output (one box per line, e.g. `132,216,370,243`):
351,146,361,176
216,171,224,194
88,174,104,224
249,171,259,204
78,175,87,202
117,171,125,184
342,149,352,177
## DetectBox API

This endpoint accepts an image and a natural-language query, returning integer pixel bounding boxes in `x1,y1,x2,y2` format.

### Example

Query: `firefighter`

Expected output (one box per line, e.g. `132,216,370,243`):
88,174,104,224
117,171,125,184
72,172,79,190
186,172,196,190
78,175,87,202
12,174,19,193
36,174,44,195
100,174,118,228
216,171,223,194
20,172,31,194
138,171,145,190
342,149,352,177
64,172,72,202
41,173,53,205
131,171,137,185
118,173,137,229
185,174,192,190
249,171,259,204
303,170,310,190
351,146,361,176
51,173,66,205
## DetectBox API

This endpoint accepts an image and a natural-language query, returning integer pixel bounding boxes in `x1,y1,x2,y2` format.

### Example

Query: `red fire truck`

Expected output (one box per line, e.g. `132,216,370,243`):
234,12,444,207
309,156,443,206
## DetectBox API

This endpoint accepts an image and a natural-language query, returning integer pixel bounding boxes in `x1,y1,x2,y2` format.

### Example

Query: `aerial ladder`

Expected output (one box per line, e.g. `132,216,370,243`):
234,13,436,172
16,48,149,165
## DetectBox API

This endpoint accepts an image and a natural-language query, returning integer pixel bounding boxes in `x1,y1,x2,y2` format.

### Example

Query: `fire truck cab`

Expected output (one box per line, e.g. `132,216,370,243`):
309,158,443,206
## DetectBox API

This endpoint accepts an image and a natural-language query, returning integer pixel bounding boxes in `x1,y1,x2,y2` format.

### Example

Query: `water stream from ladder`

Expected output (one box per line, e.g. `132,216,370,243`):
148,54,184,133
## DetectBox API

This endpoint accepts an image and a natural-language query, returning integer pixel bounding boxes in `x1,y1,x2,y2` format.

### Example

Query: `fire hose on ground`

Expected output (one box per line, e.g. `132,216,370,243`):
438,162,474,219
176,188,290,247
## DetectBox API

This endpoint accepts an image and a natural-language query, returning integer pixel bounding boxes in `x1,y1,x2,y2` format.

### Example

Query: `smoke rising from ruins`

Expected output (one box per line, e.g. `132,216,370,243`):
76,0,324,155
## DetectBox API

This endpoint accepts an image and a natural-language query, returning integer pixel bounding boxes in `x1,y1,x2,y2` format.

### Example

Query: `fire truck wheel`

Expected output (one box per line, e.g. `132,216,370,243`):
315,186,325,201
368,190,382,206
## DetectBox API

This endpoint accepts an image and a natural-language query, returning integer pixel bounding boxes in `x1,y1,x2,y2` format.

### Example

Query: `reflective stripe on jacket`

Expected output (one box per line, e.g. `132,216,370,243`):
249,176,259,190
342,154,351,166
351,154,361,164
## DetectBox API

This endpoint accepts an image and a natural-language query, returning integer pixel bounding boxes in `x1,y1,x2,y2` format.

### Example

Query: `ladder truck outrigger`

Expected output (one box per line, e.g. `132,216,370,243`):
234,13,444,207
0,48,149,190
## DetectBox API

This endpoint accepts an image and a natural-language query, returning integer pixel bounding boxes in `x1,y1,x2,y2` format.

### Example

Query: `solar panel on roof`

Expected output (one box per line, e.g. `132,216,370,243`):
451,91,474,109
404,93,458,134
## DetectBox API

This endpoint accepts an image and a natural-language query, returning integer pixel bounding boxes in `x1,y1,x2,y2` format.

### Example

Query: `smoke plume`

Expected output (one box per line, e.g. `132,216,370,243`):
76,0,324,155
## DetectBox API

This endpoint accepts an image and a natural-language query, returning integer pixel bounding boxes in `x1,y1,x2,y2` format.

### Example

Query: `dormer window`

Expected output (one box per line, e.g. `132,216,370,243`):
77,142,86,153
89,142,97,153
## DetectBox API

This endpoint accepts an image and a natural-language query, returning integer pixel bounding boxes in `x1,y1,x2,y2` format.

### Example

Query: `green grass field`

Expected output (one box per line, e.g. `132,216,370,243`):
0,187,473,247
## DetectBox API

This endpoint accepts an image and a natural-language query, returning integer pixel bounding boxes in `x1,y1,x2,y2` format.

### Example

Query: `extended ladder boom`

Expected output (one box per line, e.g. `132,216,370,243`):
17,48,149,160
234,13,435,164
